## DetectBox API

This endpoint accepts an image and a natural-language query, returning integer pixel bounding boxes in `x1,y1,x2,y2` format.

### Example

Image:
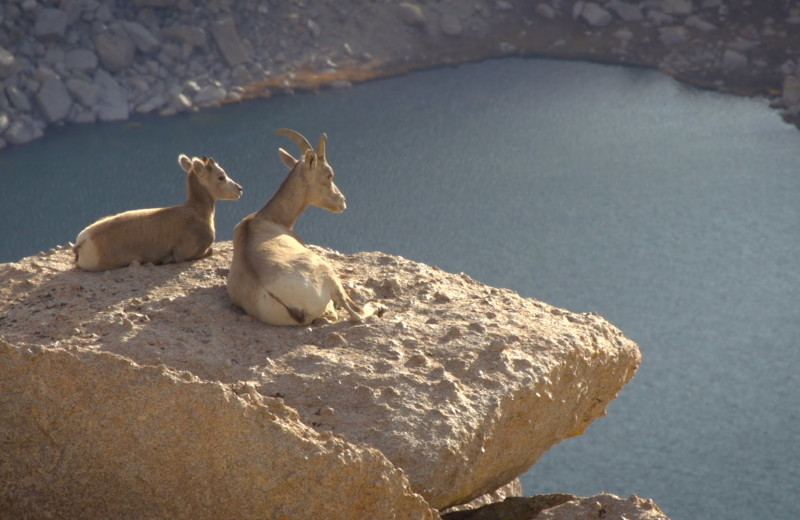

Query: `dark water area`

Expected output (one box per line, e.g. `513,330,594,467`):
2,58,799,519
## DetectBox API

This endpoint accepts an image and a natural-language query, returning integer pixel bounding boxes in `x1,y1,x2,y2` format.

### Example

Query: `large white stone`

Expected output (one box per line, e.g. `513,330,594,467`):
0,341,436,519
0,245,640,511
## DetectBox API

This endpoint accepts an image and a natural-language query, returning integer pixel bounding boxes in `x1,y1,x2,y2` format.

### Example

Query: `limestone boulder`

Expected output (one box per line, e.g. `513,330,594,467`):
0,341,435,519
0,243,641,511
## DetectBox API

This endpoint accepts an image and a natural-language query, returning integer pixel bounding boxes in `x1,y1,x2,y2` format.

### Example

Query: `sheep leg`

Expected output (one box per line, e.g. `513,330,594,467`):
332,281,385,322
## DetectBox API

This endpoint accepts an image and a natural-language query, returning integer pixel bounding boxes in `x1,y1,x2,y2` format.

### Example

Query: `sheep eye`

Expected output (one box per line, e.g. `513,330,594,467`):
218,175,225,181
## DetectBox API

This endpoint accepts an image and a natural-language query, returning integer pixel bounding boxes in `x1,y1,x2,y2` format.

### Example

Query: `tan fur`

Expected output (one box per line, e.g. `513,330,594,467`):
227,128,385,326
73,154,242,271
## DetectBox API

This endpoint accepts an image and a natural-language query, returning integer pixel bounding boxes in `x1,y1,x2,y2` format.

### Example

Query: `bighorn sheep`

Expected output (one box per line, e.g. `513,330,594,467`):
226,128,384,326
73,154,243,271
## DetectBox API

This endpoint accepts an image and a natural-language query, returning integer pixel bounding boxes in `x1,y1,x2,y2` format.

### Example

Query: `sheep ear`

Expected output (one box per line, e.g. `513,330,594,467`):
279,148,297,169
178,154,193,172
303,149,316,169
191,157,206,174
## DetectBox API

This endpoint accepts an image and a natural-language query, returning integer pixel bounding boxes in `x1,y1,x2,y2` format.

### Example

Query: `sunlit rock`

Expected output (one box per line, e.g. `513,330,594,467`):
0,244,640,512
0,341,436,519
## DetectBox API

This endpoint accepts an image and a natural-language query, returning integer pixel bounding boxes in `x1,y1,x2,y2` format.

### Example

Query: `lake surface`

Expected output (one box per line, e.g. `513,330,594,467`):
2,58,799,519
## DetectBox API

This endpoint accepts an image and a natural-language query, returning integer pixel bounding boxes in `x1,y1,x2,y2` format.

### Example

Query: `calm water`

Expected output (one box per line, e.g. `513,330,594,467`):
2,58,799,519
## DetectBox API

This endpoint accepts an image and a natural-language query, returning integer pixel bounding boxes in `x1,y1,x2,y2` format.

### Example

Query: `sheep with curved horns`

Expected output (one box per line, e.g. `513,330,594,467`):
73,154,243,271
226,128,385,326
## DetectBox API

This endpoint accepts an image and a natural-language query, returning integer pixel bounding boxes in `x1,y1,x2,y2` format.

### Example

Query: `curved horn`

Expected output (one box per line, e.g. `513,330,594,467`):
277,128,313,155
317,133,327,161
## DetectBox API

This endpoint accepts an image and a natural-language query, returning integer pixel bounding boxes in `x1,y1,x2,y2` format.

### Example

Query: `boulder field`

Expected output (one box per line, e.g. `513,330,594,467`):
2,0,800,147
0,242,652,518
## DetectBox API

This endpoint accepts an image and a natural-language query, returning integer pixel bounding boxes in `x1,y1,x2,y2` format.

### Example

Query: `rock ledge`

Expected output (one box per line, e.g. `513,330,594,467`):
1,242,642,517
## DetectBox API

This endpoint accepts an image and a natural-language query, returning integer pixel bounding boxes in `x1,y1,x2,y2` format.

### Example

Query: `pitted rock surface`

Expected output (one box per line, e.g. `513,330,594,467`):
0,339,436,520
0,242,641,511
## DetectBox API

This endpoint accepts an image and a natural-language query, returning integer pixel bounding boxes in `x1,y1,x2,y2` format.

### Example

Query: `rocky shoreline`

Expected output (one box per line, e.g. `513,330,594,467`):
1,0,800,148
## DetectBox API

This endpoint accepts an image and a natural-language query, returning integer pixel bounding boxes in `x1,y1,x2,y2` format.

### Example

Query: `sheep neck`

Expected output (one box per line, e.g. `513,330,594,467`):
186,173,216,219
256,167,308,230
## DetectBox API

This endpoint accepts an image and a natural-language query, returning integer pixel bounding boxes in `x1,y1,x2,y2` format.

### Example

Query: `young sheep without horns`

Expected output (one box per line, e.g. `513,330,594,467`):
73,154,243,271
